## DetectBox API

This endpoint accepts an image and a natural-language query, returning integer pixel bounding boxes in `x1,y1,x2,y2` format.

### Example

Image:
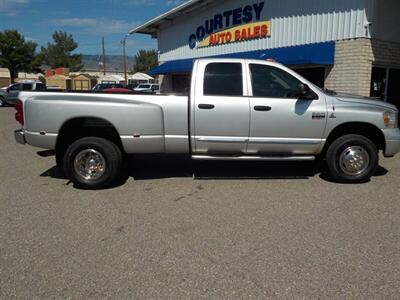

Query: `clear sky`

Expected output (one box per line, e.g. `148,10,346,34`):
0,0,185,56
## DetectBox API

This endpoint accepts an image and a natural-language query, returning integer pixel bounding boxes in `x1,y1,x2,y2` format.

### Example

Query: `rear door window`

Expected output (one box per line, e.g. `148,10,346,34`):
204,63,243,96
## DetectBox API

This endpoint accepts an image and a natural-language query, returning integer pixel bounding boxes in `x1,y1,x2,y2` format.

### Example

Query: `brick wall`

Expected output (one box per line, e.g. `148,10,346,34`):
371,39,400,68
325,38,373,96
325,38,400,97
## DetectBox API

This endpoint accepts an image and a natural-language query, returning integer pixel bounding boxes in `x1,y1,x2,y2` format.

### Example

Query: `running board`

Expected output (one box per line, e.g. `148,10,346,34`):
191,155,315,161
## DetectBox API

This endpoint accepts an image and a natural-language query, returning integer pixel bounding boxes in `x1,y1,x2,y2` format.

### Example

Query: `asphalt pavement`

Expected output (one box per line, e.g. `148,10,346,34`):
0,107,399,299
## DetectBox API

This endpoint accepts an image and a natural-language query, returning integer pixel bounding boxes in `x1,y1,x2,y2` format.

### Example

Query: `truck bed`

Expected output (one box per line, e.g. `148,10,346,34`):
18,91,190,154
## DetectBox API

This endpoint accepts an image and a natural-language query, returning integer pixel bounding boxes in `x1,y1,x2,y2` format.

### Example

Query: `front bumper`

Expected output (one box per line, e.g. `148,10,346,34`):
14,129,26,145
382,128,400,157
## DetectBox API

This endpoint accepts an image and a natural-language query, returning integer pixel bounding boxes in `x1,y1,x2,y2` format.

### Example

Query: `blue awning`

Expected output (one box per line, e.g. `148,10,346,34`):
149,42,335,76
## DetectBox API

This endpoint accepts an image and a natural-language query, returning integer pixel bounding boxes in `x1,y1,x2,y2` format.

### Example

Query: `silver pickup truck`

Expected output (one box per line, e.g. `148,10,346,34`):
0,81,47,107
14,58,400,189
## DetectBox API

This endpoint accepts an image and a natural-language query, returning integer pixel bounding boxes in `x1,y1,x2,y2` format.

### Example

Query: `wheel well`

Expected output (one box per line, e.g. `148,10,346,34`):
56,117,124,163
322,122,385,155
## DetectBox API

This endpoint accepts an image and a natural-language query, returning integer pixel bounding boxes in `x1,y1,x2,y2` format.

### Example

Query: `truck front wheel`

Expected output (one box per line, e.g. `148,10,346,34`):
326,134,378,183
0,96,5,107
63,137,122,189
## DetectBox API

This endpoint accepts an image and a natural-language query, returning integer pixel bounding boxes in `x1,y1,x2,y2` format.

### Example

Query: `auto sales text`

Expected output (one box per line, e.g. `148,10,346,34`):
189,2,265,49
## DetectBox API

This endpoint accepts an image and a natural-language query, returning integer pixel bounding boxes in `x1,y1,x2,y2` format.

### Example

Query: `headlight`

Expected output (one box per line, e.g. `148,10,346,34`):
383,111,398,128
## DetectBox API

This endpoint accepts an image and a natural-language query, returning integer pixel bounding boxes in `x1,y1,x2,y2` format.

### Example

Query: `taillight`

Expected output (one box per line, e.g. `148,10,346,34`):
14,100,24,126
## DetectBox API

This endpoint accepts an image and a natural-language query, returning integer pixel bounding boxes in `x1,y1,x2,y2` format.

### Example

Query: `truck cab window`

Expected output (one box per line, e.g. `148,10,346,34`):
204,63,243,96
36,83,46,90
22,84,33,91
250,64,303,98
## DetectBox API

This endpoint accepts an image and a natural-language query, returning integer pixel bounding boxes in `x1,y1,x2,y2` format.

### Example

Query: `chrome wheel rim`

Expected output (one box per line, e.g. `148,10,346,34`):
339,146,370,176
0,98,4,106
74,149,106,180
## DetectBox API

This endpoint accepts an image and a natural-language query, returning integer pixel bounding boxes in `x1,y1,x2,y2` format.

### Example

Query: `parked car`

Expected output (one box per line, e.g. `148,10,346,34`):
103,87,132,93
0,89,7,107
14,58,400,189
46,86,63,91
0,81,46,106
134,84,159,93
125,83,139,91
92,83,124,91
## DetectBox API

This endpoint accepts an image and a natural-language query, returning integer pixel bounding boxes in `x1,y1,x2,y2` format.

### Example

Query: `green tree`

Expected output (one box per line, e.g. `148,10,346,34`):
40,31,83,71
132,49,158,73
0,30,41,82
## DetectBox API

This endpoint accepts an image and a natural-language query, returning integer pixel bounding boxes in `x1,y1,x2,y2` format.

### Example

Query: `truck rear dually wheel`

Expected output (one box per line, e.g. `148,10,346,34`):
63,137,122,189
326,134,378,183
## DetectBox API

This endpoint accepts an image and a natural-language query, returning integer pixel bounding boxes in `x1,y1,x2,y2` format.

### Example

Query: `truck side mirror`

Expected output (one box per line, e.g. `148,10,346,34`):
6,88,10,93
298,83,316,100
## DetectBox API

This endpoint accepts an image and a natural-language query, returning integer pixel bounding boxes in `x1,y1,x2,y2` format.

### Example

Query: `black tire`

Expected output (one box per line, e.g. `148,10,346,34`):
63,137,122,189
56,152,64,169
326,134,378,183
0,96,5,107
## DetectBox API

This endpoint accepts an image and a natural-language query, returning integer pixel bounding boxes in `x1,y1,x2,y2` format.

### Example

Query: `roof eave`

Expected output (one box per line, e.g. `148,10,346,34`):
128,0,209,36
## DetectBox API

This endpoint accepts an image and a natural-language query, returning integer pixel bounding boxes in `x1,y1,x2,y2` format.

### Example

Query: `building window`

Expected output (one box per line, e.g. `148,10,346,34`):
370,66,400,110
387,69,400,108
294,67,326,88
204,63,243,96
370,67,387,100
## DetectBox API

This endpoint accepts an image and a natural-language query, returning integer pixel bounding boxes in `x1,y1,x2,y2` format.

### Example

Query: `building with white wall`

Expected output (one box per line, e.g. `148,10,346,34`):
130,0,400,108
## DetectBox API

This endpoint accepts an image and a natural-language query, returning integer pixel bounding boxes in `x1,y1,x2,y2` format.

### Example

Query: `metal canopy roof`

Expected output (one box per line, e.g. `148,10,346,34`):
129,0,215,37
149,42,336,75
129,72,154,81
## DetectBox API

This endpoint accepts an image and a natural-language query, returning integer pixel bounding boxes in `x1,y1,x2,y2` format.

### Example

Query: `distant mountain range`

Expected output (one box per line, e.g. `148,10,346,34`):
82,55,135,72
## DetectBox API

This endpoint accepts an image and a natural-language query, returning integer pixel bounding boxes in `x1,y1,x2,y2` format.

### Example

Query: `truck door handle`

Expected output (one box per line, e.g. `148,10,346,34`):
198,104,215,110
254,106,272,111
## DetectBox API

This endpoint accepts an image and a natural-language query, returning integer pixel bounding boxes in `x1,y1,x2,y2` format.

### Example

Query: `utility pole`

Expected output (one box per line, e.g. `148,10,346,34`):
102,37,106,75
121,36,128,85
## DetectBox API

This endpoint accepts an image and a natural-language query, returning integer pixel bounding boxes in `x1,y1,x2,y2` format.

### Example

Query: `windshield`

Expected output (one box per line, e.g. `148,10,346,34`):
9,84,20,91
138,84,150,89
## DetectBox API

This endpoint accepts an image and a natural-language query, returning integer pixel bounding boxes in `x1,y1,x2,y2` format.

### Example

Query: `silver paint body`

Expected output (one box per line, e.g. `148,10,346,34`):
16,58,400,158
